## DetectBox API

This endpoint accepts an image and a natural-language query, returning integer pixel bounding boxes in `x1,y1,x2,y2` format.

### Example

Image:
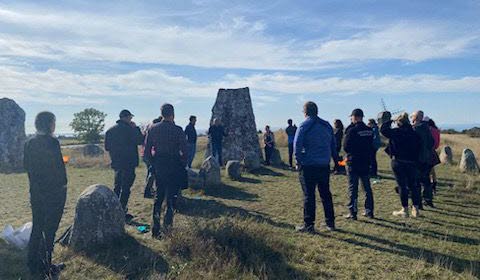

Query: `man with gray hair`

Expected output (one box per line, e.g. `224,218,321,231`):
411,110,435,208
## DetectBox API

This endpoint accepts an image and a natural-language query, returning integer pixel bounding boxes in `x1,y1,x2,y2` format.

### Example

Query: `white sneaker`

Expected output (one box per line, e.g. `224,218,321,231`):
393,207,409,218
411,206,420,218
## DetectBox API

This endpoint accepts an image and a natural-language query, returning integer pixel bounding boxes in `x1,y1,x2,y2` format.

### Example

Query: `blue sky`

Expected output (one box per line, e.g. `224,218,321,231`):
0,0,479,133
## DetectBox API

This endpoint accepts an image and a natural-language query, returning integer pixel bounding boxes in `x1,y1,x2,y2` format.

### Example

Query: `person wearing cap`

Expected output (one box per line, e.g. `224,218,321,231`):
144,104,187,238
410,110,435,208
185,115,197,168
381,112,422,217
105,109,144,216
343,108,375,220
285,119,297,169
294,101,338,233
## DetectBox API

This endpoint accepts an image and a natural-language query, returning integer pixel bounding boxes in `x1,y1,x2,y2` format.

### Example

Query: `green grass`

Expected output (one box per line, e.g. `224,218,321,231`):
1,138,480,279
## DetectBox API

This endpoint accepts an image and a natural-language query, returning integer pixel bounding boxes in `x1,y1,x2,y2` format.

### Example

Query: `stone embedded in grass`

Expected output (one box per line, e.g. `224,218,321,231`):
459,148,479,174
82,144,104,157
440,146,453,164
200,156,221,186
0,98,26,173
226,160,242,180
187,168,203,189
69,184,125,251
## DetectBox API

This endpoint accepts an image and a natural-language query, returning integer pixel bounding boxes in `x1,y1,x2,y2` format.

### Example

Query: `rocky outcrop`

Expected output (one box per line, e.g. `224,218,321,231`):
459,149,479,174
205,88,262,170
226,160,242,180
69,184,125,251
0,98,26,173
440,146,453,164
83,144,104,157
200,156,221,186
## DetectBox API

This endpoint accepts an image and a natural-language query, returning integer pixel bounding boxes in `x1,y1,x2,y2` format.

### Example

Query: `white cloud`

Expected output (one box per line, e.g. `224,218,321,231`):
0,7,478,70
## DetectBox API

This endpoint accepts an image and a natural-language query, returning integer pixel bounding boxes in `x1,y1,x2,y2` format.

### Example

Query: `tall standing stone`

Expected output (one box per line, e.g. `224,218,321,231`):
206,88,262,170
440,146,453,164
0,98,26,173
69,184,125,251
459,149,479,174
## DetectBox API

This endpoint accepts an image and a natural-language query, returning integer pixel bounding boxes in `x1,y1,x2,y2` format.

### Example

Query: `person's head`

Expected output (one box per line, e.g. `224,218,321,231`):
303,101,318,118
333,119,344,130
119,109,133,122
395,112,410,127
410,110,424,124
161,103,175,121
153,116,163,124
368,119,377,128
189,115,197,125
350,108,364,123
35,111,56,135
265,125,271,132
287,119,293,125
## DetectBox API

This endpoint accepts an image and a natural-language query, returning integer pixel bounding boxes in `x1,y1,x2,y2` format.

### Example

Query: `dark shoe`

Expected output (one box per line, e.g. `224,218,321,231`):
424,201,435,208
325,225,336,231
418,205,424,210
295,224,315,234
362,212,374,219
144,189,155,199
125,213,134,221
50,263,66,275
394,186,399,194
344,213,357,220
152,231,162,240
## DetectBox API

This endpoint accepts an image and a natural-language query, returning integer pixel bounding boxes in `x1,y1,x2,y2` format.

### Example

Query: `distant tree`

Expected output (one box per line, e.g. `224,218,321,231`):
462,127,480,138
70,108,107,143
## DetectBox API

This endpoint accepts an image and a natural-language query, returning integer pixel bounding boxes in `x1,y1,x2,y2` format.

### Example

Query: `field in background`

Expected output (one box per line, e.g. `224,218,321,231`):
1,134,479,279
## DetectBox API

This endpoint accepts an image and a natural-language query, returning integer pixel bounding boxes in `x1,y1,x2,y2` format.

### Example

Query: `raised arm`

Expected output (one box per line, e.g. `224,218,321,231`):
380,120,394,139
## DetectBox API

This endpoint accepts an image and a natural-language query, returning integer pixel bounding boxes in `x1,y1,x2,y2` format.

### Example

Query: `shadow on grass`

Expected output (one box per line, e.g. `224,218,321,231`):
203,183,259,201
237,177,262,184
80,234,168,280
178,197,293,230
333,228,480,277
428,206,480,219
250,167,285,177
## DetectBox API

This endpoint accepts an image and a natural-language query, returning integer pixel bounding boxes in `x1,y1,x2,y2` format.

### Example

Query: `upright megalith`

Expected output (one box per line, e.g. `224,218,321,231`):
440,146,453,164
206,88,262,170
0,98,26,173
69,184,125,251
459,149,479,174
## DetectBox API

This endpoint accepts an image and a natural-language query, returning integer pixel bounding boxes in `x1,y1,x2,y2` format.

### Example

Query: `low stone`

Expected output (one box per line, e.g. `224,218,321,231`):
83,144,104,157
200,156,221,186
440,146,453,164
69,184,125,251
187,168,204,189
226,160,242,180
459,149,479,174
0,98,26,173
270,148,283,166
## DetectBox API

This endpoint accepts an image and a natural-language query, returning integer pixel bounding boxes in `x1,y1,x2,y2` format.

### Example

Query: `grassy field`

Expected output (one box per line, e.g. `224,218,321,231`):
1,134,479,279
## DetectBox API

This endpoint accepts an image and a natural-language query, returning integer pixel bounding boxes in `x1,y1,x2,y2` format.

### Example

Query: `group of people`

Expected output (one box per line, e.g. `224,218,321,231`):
22,101,441,278
292,102,441,233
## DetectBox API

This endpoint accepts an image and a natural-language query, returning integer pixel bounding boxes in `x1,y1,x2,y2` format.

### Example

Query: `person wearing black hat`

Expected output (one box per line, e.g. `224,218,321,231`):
105,109,144,217
343,108,375,220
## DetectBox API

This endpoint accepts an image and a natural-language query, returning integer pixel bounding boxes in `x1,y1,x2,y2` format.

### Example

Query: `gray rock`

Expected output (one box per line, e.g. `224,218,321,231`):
83,144,104,157
200,156,221,186
69,184,125,251
0,98,26,173
270,148,283,166
226,160,242,180
440,146,453,164
459,149,479,174
205,88,262,170
187,168,203,189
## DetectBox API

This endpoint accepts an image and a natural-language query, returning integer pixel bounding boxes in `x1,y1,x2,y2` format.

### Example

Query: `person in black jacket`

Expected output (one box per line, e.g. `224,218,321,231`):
343,109,375,220
285,119,297,168
381,112,422,218
185,115,197,168
411,110,435,208
24,112,67,279
208,118,227,166
105,109,144,215
332,119,344,173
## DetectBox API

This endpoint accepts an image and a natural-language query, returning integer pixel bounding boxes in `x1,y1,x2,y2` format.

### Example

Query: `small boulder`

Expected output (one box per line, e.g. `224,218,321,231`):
226,160,242,180
69,184,125,251
459,149,479,174
270,148,283,166
200,156,221,186
440,146,453,164
83,144,104,157
187,168,204,189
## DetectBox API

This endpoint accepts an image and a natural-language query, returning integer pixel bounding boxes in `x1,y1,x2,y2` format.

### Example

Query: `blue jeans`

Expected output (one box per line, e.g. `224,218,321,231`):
187,143,196,168
347,166,374,216
211,142,222,165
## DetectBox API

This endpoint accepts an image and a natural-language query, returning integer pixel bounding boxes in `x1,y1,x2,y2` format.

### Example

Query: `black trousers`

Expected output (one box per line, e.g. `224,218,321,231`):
152,157,181,235
299,165,335,227
264,145,274,165
113,167,136,211
391,160,420,207
347,166,374,216
370,149,378,176
416,163,433,205
211,142,223,166
28,187,66,278
288,142,294,167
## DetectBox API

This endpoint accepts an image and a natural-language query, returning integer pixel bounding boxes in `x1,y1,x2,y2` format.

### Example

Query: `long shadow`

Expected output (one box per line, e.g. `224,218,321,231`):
422,219,480,233
250,167,284,177
438,199,480,208
360,219,480,245
177,197,293,230
333,229,480,277
427,207,480,219
237,177,262,184
203,183,259,201
82,234,168,279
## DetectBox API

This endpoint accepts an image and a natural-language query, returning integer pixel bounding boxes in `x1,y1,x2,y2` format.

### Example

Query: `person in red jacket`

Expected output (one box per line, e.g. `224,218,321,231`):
425,117,441,194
